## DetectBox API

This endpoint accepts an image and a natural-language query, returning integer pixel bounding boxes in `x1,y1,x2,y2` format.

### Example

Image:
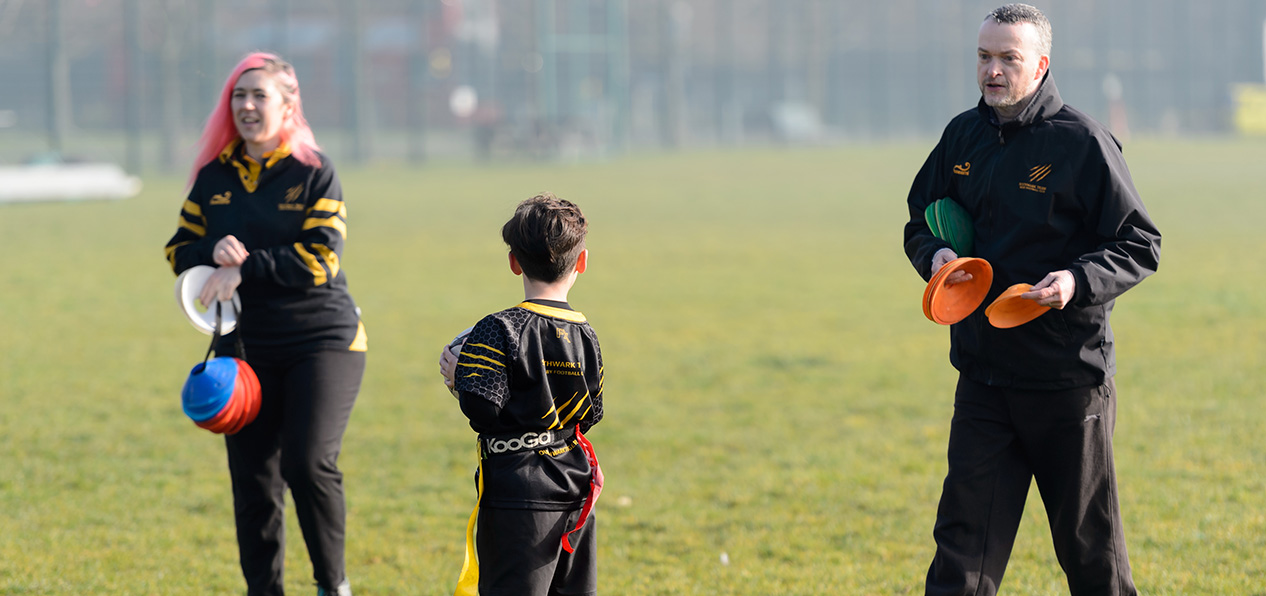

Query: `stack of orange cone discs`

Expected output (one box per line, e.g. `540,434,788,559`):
923,257,994,325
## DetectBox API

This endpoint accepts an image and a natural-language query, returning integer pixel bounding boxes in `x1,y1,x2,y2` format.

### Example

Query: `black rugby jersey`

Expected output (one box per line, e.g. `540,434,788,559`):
165,140,366,355
455,299,604,510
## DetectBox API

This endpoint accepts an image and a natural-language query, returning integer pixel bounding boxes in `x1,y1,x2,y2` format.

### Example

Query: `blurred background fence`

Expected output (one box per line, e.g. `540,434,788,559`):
2,0,1265,171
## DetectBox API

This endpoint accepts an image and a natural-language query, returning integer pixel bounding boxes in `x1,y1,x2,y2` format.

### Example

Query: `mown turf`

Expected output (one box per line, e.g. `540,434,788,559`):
1,139,1263,594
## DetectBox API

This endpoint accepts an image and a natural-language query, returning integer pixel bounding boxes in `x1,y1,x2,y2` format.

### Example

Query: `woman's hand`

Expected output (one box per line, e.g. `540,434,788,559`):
199,266,243,308
213,235,250,267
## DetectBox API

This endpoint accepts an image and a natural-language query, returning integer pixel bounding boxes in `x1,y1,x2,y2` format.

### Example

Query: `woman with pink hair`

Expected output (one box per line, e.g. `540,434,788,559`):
165,52,365,596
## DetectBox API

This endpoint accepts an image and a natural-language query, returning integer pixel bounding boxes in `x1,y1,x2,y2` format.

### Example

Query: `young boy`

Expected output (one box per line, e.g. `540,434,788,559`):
438,193,604,596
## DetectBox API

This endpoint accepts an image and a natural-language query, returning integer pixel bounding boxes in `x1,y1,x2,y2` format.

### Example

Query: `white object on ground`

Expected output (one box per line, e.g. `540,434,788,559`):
0,163,142,203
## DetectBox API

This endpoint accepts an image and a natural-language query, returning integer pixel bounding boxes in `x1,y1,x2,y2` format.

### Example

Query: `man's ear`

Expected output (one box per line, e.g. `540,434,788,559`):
1036,54,1050,80
574,249,588,274
508,252,523,276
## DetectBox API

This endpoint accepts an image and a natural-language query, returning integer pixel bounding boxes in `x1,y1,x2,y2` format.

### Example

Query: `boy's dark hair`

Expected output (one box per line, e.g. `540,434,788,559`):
501,193,588,283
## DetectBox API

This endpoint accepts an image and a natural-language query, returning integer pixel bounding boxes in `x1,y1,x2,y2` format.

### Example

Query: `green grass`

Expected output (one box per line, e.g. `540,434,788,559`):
1,138,1264,594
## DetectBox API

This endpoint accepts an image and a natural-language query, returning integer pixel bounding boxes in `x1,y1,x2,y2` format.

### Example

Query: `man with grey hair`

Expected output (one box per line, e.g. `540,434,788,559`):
903,4,1160,595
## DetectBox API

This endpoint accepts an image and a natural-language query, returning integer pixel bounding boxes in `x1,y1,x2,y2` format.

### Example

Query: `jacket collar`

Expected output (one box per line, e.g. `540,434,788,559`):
217,138,293,169
977,71,1064,142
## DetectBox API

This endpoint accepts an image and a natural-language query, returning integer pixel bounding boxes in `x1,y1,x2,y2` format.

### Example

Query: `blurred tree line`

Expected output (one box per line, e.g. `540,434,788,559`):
2,0,1263,170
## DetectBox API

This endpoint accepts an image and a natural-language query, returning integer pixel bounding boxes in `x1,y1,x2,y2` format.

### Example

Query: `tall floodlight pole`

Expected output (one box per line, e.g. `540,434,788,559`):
713,0,733,143
340,1,369,164
605,0,630,153
408,0,429,163
124,0,143,173
160,0,186,172
46,0,71,156
198,0,217,126
273,0,289,57
537,0,558,124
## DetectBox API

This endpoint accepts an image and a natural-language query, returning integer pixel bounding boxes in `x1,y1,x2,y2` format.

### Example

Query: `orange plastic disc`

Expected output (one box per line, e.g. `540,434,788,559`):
237,360,261,429
985,283,1051,329
224,362,261,435
925,258,994,325
195,393,241,433
922,258,958,321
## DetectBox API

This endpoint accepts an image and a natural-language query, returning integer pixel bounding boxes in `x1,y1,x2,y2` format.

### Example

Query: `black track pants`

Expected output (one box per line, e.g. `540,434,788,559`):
477,508,597,596
224,349,365,596
925,376,1136,596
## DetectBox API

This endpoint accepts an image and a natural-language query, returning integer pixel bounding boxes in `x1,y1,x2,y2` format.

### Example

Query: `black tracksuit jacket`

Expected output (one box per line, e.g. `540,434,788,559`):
904,73,1161,390
165,141,366,357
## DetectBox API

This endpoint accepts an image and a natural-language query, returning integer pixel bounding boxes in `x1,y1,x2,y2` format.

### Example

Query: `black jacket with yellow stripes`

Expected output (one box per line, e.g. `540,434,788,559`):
165,141,366,356
903,73,1160,390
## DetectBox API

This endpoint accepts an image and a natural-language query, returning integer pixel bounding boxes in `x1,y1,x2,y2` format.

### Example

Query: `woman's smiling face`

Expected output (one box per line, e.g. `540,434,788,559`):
231,69,292,156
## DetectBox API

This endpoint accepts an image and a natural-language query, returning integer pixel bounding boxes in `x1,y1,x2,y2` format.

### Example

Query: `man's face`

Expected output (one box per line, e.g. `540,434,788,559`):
977,20,1049,115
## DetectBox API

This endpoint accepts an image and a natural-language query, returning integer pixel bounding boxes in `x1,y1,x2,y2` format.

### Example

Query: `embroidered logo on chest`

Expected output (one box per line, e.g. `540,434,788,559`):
278,184,306,211
953,162,971,176
210,191,232,205
1019,164,1051,194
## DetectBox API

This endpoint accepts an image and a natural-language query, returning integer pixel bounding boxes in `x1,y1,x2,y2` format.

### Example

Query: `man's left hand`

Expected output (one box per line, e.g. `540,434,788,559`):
1021,270,1075,309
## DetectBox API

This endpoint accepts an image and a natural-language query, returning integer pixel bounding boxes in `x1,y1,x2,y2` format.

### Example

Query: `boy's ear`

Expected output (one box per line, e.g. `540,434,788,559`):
508,252,523,276
574,249,588,274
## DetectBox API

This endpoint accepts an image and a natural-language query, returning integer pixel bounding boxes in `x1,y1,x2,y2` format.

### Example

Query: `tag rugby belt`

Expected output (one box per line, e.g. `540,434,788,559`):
478,427,576,459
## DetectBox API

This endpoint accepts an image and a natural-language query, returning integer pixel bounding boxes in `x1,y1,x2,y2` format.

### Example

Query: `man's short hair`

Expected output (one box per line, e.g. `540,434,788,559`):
986,4,1052,57
502,193,588,283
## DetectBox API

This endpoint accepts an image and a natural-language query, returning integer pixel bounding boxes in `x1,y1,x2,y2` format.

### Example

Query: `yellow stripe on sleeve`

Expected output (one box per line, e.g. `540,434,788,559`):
310,244,341,279
178,217,206,237
466,343,505,356
307,198,343,215
459,352,505,368
458,362,498,373
165,241,194,269
293,243,328,286
182,200,203,218
303,215,347,239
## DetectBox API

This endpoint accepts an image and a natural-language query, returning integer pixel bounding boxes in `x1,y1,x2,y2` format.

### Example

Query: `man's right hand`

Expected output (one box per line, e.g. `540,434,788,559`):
932,248,973,285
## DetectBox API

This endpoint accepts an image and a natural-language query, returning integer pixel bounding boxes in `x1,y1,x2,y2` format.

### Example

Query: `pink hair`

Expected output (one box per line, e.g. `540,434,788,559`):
187,52,321,188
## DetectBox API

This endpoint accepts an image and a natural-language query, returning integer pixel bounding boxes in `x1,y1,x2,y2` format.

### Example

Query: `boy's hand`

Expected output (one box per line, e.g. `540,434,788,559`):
439,340,462,393
438,327,473,398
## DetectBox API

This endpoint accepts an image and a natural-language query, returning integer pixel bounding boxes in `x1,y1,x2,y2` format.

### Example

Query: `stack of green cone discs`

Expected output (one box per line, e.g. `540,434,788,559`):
924,197,975,256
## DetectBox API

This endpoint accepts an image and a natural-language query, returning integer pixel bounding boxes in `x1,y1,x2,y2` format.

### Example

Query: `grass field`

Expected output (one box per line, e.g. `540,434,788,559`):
1,138,1264,595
